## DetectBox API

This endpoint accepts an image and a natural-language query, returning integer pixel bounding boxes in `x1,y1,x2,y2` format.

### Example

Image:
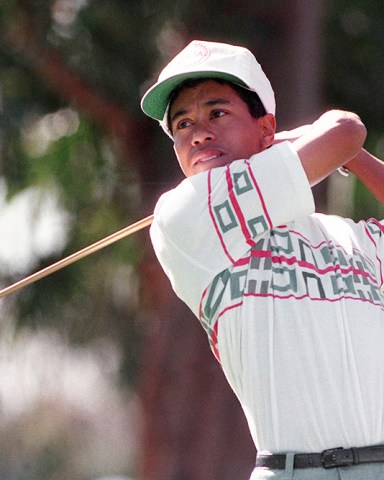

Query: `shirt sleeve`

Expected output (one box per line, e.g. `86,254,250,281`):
150,141,315,315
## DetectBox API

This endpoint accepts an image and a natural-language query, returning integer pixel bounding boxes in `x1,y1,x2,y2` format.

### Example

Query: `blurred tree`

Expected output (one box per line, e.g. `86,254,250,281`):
0,0,383,479
325,0,384,221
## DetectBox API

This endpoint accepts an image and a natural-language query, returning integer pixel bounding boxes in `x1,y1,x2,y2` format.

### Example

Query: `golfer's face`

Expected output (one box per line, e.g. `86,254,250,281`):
170,80,274,177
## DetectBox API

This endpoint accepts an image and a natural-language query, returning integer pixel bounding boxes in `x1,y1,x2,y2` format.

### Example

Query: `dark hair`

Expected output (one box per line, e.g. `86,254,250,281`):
167,77,267,134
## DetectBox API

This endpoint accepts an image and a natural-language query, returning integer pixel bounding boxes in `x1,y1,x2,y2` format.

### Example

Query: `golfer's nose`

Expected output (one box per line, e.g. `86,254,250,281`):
192,122,216,145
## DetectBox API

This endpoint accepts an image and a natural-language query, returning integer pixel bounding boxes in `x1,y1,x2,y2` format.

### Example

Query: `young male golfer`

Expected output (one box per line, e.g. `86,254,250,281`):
141,40,384,479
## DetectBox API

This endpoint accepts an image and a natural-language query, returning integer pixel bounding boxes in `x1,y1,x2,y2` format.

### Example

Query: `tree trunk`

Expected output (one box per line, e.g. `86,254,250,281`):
137,256,255,480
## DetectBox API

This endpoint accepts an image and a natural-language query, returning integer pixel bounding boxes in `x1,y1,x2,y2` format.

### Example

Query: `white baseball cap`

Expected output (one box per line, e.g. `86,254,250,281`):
140,40,275,136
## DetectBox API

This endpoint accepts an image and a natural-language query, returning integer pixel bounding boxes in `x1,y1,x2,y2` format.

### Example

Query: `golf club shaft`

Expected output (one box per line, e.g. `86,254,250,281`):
0,214,154,299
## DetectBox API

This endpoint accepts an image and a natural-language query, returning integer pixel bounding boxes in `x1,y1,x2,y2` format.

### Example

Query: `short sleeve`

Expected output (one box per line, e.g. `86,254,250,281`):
150,141,315,314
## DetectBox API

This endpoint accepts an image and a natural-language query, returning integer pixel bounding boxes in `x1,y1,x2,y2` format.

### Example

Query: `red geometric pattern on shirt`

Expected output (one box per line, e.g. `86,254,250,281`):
199,223,384,360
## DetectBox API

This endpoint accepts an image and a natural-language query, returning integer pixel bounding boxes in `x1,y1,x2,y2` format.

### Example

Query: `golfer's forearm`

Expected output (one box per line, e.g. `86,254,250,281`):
292,110,367,187
275,110,367,186
345,149,384,205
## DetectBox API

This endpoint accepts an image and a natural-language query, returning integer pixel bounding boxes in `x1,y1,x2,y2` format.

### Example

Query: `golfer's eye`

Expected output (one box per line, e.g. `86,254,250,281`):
211,109,226,119
176,119,192,130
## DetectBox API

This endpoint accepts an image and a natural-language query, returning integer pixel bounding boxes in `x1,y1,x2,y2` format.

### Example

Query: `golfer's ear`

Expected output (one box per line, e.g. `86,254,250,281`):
261,114,276,148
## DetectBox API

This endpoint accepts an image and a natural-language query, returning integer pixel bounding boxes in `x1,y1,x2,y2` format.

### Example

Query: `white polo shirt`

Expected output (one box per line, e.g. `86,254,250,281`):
150,141,384,454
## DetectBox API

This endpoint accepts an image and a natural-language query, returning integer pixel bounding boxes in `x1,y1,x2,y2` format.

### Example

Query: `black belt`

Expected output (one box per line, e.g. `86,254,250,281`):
256,445,384,469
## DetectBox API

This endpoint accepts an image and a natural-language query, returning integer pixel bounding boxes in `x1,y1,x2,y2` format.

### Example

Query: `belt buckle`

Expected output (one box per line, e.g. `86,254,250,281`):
321,447,352,469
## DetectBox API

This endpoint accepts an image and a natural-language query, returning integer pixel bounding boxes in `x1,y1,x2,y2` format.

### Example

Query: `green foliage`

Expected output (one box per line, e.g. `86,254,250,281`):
326,1,384,128
325,0,384,220
0,2,144,400
352,135,384,221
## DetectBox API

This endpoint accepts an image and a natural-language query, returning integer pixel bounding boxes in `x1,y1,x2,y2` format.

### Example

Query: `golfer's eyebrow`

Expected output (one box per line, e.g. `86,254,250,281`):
170,98,231,125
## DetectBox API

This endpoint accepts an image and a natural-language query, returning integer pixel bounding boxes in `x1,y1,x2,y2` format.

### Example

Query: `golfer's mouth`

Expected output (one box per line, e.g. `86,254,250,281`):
193,151,224,166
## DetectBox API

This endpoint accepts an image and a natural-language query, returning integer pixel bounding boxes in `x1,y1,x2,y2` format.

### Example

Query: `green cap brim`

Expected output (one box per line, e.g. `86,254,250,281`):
141,71,249,121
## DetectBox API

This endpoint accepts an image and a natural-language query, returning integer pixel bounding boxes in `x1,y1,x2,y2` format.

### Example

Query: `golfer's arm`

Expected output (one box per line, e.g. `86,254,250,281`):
290,110,367,187
345,149,384,205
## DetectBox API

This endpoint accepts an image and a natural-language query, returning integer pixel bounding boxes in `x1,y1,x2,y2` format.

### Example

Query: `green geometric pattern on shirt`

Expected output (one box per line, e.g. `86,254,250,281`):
233,171,253,195
214,202,268,237
230,270,248,299
201,226,384,333
271,266,297,292
214,200,238,232
271,229,294,253
203,269,231,320
366,222,383,238
248,216,268,237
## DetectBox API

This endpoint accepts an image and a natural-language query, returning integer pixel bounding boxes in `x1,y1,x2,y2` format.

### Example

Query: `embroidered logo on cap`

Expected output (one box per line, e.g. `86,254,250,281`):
182,41,211,65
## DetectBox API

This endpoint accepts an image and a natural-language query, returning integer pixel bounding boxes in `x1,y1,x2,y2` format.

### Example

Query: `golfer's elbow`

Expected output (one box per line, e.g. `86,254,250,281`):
330,109,367,155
